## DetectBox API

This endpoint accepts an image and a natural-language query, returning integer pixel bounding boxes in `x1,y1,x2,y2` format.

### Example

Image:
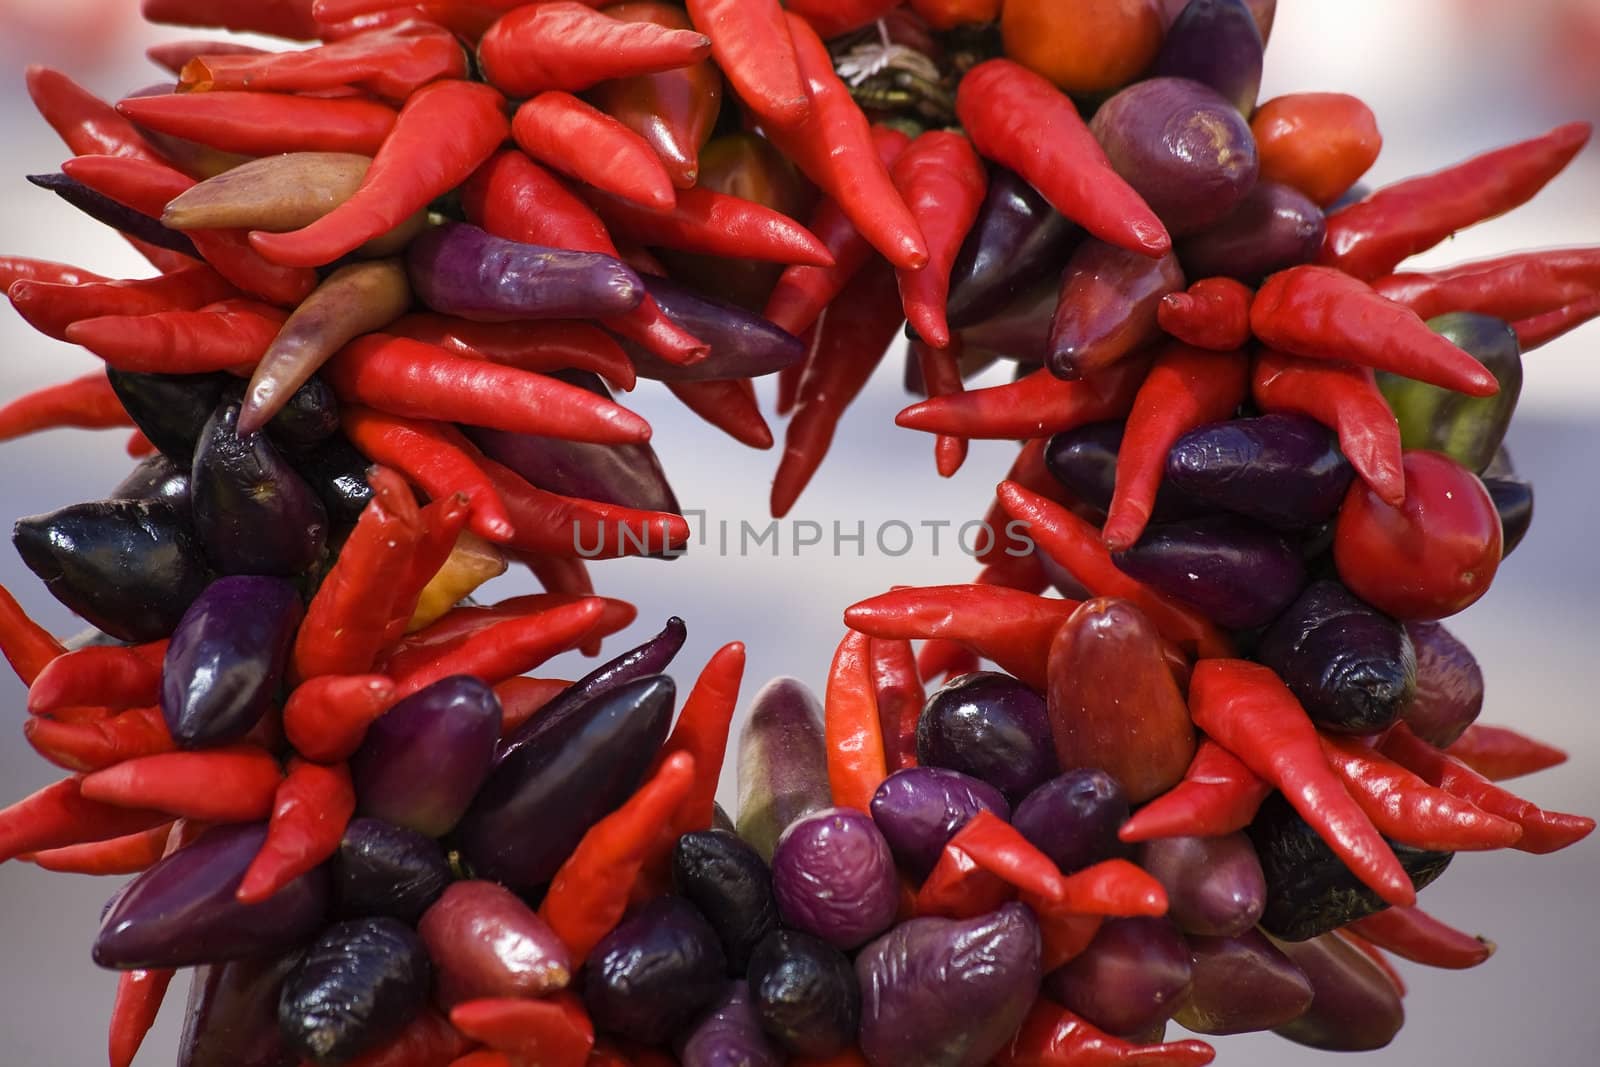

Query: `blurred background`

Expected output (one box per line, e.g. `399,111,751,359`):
1,0,1597,1062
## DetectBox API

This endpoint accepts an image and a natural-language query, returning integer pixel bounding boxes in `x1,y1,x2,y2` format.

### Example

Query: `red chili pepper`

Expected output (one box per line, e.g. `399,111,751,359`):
957,59,1170,258
0,582,65,686
180,22,467,101
66,299,287,375
1251,266,1500,397
1349,904,1494,970
541,751,695,962
1051,859,1170,917
1512,293,1600,350
913,337,969,477
1103,343,1250,550
1252,348,1405,507
480,3,710,96
784,0,899,37
474,453,689,560
24,821,173,875
391,312,637,391
952,810,1071,903
108,967,175,1067
1321,121,1592,280
342,407,514,542
772,260,904,517
1157,278,1254,351
7,266,240,341
27,641,165,716
449,994,595,1067
79,745,283,823
999,1001,1216,1067
652,643,746,835
142,0,321,38
0,777,171,864
974,439,1072,567
1372,247,1600,321
588,184,834,267
764,125,911,336
126,429,156,457
333,1007,471,1067
391,598,606,697
1381,723,1595,854
446,1053,513,1067
237,759,356,904
149,39,268,75
824,630,889,814
24,65,163,162
1318,733,1523,852
666,379,774,449
23,706,175,774
845,585,1079,693
791,1049,871,1067
909,0,1002,29
459,150,705,366
870,638,923,773
997,481,1232,659
890,130,988,349
1028,904,1105,972
915,849,1013,921
1333,929,1407,996
896,357,1148,441
382,491,479,646
494,676,572,734
511,93,675,213
252,80,509,268
385,594,634,677
283,674,399,763
1117,739,1271,843
686,0,809,129
0,255,107,288
0,370,131,443
326,334,651,444
116,91,399,156
1189,659,1414,906
1444,723,1568,781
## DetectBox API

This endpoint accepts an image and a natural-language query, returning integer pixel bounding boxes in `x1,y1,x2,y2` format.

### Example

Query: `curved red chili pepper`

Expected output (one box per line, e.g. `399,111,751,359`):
22,706,175,774
1117,739,1270,843
915,833,1012,920
25,821,173,875
890,131,988,349
109,967,175,1067
0,582,65,686
1157,277,1254,351
283,674,399,763
27,641,165,716
391,598,606,697
913,337,969,477
342,407,514,543
24,65,164,162
332,1007,471,1067
1444,723,1568,781
237,758,356,904
449,993,595,1066
479,3,710,97
142,0,321,38
999,1001,1216,1067
1513,292,1600,350
1373,246,1600,321
7,266,240,341
0,370,131,444
870,638,923,773
896,357,1149,441
66,299,287,375
0,255,107,288
512,92,675,213
79,745,284,823
652,642,746,835
670,378,775,450
385,594,634,678
385,491,479,642
585,183,834,268
494,676,573,735
824,630,888,814
686,0,809,129
180,22,467,100
473,453,689,560
117,91,398,156
1350,904,1495,970
0,777,171,864
390,312,637,391
785,0,900,37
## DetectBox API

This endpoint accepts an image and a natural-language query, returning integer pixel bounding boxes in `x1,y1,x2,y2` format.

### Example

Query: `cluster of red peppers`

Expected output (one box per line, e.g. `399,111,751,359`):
0,0,1597,1065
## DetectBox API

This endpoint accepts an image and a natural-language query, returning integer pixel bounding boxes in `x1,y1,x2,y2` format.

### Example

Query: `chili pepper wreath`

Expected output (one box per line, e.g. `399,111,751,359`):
1,1,1596,1065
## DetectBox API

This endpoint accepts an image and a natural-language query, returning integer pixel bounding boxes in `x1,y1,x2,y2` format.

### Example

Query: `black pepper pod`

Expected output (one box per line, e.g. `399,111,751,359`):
1255,580,1417,734
105,368,230,464
13,496,210,642
584,895,727,1046
264,375,341,455
916,671,1058,803
672,828,779,974
276,917,431,1066
1483,474,1533,558
1248,792,1453,942
332,818,452,922
1165,414,1354,529
747,928,860,1060
945,167,1082,330
1044,421,1205,524
179,951,304,1067
1111,515,1307,630
290,434,374,527
110,453,192,510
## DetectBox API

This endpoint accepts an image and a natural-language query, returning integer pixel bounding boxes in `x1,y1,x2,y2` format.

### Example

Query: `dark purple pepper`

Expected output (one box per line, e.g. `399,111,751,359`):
1043,918,1192,1037
161,574,301,748
771,807,898,950
1272,931,1405,1051
625,275,804,382
946,167,1082,330
672,829,779,974
1137,833,1265,937
110,453,192,510
332,817,451,922
869,766,1010,880
1256,580,1417,734
1174,928,1313,1035
1046,240,1186,380
1112,515,1306,630
13,497,210,642
179,951,303,1067
105,369,230,465
917,672,1058,802
678,981,783,1067
350,675,500,837
191,400,328,576
27,170,201,258
585,895,727,1045
855,903,1041,1067
94,823,330,969
1165,414,1353,529
1177,180,1325,283
1149,0,1264,113
277,917,431,1065
1398,620,1484,747
418,880,572,1006
747,929,859,1059
1010,770,1130,875
264,375,340,455
1045,421,1206,524
956,279,1056,365
455,674,675,893
290,434,374,526
1484,475,1533,558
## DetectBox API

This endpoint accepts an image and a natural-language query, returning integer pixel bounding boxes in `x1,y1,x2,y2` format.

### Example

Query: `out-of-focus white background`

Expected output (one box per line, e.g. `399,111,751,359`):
1,0,1597,1061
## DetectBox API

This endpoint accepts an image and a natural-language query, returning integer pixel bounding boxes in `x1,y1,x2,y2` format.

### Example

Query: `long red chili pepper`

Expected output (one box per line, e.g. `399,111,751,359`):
769,14,928,271
890,130,988,349
957,59,1170,258
1350,904,1495,969
142,0,322,38
391,311,638,390
977,439,1072,567
952,811,1071,903
896,357,1148,441
480,3,710,96
1444,723,1568,781
913,337,969,477
652,643,745,836
148,39,268,75
1103,343,1250,550
251,80,509,268
1158,278,1254,351
541,751,695,962
342,407,514,542
449,994,594,1067
772,260,904,517
27,642,165,716
325,333,651,444
25,822,173,875
1054,859,1170,917
915,834,1011,920
1252,348,1405,507
334,1007,471,1067
1189,659,1414,906
686,0,808,129
7,266,240,341
0,583,65,685
666,379,774,449
24,65,163,162
1321,121,1592,280
997,482,1232,658
116,91,399,156
237,759,356,904
380,491,477,641
511,93,675,212
22,706,175,774
1117,739,1271,843
108,967,175,1067
1381,723,1595,854
870,638,923,773
66,300,287,374
1000,1001,1216,1067
824,630,889,814
474,453,689,560
0,370,130,443
391,599,605,697
0,777,171,864
584,184,834,267
0,255,107,289
785,0,899,37
1512,293,1600,350
283,674,399,763
79,745,284,823
845,585,1080,693
1372,247,1600,321
180,22,467,100
384,594,634,677
1318,733,1523,852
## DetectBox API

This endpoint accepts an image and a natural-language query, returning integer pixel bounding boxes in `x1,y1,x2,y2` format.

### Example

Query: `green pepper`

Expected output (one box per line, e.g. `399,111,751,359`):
1377,312,1523,473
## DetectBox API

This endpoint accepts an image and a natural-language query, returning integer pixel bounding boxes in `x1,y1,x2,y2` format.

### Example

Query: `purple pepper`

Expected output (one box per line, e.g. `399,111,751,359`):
678,981,783,1067
162,574,301,748
917,672,1058,802
1400,620,1485,746
418,880,573,1007
1272,931,1405,1051
869,766,1011,880
624,275,805,382
1046,239,1186,380
1011,770,1131,875
1137,833,1266,937
27,171,200,258
746,929,859,1059
1149,0,1265,113
771,807,899,951
955,279,1058,366
332,817,451,922
1175,928,1313,1035
736,676,832,862
1165,414,1354,529
1045,421,1207,524
1111,515,1306,630
946,167,1082,330
585,896,727,1045
276,917,432,1065
1177,180,1325,283
178,951,303,1067
1043,917,1192,1037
